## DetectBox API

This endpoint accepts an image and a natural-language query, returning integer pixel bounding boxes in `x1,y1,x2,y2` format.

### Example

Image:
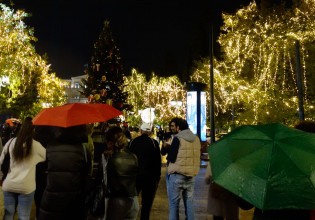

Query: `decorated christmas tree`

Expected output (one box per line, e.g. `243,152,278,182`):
81,20,132,113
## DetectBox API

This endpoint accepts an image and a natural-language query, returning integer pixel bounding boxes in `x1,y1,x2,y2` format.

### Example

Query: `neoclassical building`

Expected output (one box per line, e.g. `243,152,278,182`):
63,74,88,104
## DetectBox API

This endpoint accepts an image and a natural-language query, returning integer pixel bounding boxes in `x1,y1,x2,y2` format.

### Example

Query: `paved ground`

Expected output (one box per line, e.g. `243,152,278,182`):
0,165,254,219
137,166,254,220
146,165,212,220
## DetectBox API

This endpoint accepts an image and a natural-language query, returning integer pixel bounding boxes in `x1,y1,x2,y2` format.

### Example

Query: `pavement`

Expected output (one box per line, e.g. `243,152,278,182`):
137,165,254,220
146,165,212,220
0,164,254,220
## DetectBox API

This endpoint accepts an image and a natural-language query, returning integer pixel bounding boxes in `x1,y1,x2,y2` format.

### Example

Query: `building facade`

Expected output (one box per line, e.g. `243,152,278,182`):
63,74,88,104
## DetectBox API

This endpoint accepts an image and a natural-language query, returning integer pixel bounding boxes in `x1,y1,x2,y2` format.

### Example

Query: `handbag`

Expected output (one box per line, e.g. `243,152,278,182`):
89,153,108,216
1,138,14,182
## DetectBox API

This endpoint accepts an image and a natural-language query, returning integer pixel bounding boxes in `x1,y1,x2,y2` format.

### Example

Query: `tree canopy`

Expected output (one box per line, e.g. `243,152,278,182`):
191,0,315,129
0,4,65,119
124,69,186,128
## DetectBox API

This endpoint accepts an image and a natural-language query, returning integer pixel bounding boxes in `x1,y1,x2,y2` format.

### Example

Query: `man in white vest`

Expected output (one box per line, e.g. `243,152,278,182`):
165,118,201,220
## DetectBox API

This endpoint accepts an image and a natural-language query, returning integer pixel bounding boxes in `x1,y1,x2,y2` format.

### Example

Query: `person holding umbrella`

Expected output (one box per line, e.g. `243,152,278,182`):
31,103,123,219
208,123,315,220
38,125,91,220
295,120,315,220
0,117,46,220
236,122,315,220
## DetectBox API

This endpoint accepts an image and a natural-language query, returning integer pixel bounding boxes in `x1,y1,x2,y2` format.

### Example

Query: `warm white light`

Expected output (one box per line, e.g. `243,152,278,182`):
140,108,155,123
170,100,182,107
1,76,9,84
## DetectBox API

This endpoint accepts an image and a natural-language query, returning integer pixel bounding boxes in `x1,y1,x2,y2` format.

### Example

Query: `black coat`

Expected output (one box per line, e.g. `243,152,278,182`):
107,149,139,197
129,134,161,181
238,197,310,220
38,143,89,220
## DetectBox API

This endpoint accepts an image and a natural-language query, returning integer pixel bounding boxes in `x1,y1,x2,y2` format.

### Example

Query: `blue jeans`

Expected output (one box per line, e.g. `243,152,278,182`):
167,173,195,220
3,190,35,220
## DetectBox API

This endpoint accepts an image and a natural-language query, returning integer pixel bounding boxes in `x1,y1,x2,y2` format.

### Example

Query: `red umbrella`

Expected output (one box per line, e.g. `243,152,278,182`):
5,118,21,126
32,103,122,127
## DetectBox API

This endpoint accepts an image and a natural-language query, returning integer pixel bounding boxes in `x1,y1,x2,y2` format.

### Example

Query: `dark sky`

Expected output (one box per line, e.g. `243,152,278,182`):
9,1,256,79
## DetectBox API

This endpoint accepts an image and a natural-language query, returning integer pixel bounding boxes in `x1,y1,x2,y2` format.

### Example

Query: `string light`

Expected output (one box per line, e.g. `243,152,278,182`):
124,69,186,126
0,4,66,115
191,0,315,126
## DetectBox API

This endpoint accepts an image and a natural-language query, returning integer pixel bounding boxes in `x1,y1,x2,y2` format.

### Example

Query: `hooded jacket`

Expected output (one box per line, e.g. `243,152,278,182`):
167,129,201,177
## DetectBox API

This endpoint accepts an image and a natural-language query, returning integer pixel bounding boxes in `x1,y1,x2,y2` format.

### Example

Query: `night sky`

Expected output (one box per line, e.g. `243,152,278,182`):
7,0,273,79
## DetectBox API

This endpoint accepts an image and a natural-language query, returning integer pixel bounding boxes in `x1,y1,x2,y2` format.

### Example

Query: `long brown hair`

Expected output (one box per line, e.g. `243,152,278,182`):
105,126,128,154
13,117,35,161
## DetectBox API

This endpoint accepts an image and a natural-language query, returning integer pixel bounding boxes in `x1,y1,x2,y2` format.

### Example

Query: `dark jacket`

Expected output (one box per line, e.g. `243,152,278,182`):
128,134,161,181
238,197,310,220
107,148,138,197
252,208,310,220
39,143,89,220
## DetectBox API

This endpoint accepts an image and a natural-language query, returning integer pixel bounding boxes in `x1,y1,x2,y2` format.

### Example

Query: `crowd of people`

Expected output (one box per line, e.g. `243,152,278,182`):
0,117,314,220
0,116,202,220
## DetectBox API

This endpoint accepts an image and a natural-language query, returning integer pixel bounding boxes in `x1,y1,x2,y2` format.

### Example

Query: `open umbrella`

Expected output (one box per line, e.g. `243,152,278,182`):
209,123,315,210
5,118,21,126
32,103,122,127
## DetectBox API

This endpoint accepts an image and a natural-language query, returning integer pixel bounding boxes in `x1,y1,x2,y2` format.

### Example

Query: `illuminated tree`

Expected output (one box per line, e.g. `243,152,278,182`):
81,21,132,112
146,73,186,124
124,69,186,127
191,0,315,127
0,4,66,118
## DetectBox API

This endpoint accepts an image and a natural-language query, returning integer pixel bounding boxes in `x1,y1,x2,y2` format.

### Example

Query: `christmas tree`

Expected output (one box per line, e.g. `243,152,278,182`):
81,20,132,113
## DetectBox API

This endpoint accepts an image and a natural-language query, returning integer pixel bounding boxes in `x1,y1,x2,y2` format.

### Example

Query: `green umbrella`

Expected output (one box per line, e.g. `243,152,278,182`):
208,123,315,210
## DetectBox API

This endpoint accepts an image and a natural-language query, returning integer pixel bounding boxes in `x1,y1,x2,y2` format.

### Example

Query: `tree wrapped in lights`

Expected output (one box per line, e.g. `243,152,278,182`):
191,0,315,127
81,21,131,113
190,57,249,129
124,69,186,127
146,73,186,124
0,4,65,118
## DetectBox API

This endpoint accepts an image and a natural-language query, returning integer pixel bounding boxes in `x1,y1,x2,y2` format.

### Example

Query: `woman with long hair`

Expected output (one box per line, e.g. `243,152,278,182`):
104,126,139,220
0,117,46,220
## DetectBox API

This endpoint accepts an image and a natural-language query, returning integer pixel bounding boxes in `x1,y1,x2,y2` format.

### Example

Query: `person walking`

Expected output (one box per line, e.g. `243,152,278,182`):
0,125,3,153
104,126,139,220
38,125,90,220
129,122,161,220
236,121,315,220
34,125,54,219
164,118,201,220
92,122,107,165
156,126,164,146
0,117,46,220
84,123,95,176
204,162,239,220
1,123,11,146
